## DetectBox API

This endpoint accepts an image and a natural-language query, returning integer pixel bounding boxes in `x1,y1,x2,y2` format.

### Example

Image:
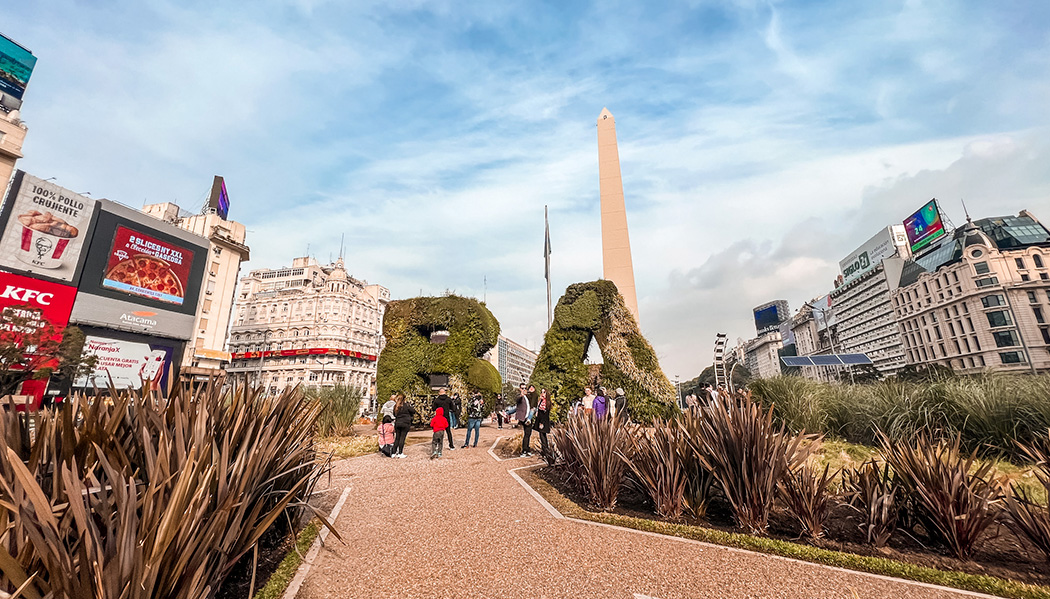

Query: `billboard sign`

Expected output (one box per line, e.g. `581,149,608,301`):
74,336,175,390
101,225,195,306
0,172,98,284
754,302,787,335
0,272,77,332
68,293,196,340
839,226,907,285
0,34,36,108
903,199,947,253
208,176,230,220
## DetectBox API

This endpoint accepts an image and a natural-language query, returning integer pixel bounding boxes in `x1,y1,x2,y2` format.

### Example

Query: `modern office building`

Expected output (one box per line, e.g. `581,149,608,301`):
827,226,912,376
142,201,250,381
484,335,539,386
891,212,1050,374
225,256,389,401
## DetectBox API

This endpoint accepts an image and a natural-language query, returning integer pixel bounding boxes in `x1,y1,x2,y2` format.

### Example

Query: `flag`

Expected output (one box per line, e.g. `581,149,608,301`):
544,205,551,281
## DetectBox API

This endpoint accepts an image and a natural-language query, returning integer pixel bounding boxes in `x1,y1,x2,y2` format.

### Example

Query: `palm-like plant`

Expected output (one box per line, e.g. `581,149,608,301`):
1004,430,1050,562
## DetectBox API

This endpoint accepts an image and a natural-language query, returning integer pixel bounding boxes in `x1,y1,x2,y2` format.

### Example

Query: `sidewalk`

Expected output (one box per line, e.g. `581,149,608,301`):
297,423,983,599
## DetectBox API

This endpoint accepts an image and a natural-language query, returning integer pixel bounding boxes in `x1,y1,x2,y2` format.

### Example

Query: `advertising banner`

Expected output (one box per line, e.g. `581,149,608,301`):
0,172,98,284
0,271,78,333
0,34,36,102
839,226,905,285
903,199,947,253
74,336,174,390
101,225,195,306
68,293,195,340
754,304,783,334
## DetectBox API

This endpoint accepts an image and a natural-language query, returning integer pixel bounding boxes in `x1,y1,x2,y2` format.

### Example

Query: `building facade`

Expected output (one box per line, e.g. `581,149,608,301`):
789,300,839,381
225,257,389,400
0,109,27,189
484,335,538,386
891,213,1050,374
743,331,782,379
829,258,909,375
141,202,250,379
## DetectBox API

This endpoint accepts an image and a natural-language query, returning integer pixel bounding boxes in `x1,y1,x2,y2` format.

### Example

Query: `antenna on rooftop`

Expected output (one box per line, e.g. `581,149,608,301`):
340,233,345,261
961,199,971,222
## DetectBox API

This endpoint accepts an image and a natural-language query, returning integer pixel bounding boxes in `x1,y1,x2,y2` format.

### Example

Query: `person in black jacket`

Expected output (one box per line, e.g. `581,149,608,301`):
432,388,456,450
534,388,552,457
392,394,416,458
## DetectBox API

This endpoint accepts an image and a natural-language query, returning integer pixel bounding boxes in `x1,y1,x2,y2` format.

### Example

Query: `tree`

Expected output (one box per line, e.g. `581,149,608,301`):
0,305,94,398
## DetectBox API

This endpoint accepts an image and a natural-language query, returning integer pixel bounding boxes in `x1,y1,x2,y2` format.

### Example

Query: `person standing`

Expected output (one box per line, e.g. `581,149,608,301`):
432,388,456,450
534,389,552,457
463,392,485,448
516,385,533,456
377,415,395,457
381,394,396,421
613,387,627,420
594,387,609,419
430,407,449,459
496,393,504,429
450,392,462,429
581,387,596,416
392,394,415,458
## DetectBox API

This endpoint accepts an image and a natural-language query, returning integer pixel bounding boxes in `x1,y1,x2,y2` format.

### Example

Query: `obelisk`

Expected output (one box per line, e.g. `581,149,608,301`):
597,107,640,325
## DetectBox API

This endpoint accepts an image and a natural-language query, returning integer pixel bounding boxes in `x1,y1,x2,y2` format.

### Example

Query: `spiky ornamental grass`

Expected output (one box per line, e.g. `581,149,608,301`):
879,430,1005,560
1005,430,1050,563
682,392,817,534
551,412,631,511
620,419,688,521
0,383,335,599
842,460,901,548
779,462,839,539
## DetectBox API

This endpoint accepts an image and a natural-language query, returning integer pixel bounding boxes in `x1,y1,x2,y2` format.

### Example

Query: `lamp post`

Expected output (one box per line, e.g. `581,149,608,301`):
256,330,272,390
312,356,334,387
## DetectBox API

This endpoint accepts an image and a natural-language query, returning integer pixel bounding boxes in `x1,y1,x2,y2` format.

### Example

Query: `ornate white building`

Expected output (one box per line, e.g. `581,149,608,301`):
225,256,389,399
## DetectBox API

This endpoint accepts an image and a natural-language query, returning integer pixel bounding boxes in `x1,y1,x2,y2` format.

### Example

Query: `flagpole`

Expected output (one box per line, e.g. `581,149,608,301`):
545,205,552,329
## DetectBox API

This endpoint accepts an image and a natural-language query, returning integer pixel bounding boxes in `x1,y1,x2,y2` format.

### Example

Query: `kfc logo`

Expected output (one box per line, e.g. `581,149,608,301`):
0,285,54,306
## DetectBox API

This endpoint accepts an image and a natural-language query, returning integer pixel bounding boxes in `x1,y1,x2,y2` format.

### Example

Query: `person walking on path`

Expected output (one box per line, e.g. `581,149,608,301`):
593,387,609,419
463,392,485,448
516,385,534,457
430,407,449,459
392,394,415,458
496,393,504,429
377,415,395,457
433,388,456,450
534,389,551,457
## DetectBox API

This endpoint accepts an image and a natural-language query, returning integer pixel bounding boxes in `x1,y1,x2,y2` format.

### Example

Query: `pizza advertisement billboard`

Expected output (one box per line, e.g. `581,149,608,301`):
903,199,947,253
0,171,99,284
73,335,175,391
101,225,195,306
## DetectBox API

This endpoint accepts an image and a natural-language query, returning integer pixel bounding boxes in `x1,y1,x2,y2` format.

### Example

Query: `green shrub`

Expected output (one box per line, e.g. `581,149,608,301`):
309,384,362,437
749,376,826,434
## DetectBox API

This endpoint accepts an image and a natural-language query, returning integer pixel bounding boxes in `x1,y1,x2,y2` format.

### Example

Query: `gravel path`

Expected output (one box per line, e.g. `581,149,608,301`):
298,423,987,599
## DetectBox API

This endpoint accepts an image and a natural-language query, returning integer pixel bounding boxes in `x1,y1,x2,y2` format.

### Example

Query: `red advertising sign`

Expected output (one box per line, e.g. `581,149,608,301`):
230,347,377,361
101,225,195,306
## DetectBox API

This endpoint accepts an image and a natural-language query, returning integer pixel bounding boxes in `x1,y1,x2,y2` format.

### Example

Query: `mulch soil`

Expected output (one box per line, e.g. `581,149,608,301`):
535,465,1050,588
215,526,299,599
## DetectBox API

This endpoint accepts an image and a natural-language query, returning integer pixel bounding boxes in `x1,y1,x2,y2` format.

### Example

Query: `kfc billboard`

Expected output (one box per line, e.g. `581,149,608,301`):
0,271,77,340
74,335,175,391
0,171,98,284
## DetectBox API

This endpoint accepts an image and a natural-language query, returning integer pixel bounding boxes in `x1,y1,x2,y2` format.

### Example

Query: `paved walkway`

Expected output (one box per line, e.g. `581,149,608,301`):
297,423,988,599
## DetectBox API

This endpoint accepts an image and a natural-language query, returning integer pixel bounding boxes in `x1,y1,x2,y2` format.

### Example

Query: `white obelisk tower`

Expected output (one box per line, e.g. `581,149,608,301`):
597,107,640,324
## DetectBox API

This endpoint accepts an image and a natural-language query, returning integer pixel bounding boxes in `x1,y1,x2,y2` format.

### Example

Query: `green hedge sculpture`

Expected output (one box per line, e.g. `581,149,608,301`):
377,295,501,420
530,280,675,421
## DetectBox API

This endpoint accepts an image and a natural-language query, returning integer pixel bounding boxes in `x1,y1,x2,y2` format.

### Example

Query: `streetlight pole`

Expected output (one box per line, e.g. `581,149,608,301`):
256,330,271,390
312,356,334,387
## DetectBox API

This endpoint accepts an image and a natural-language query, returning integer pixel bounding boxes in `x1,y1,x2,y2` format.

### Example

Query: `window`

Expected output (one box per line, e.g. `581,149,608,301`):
952,271,959,283
974,262,990,274
966,317,974,331
1016,257,1027,269
999,351,1025,364
962,302,969,314
1036,254,1045,268
923,282,929,293
973,336,981,351
948,322,956,336
977,355,985,366
1036,306,1046,324
982,295,1006,308
953,339,961,353
1042,273,1049,281
986,311,1013,328
975,277,999,288
939,343,946,356
1042,328,1050,344
1029,291,1039,304
935,326,942,340
993,330,1020,348
952,305,959,316
963,337,971,352
1022,274,1031,281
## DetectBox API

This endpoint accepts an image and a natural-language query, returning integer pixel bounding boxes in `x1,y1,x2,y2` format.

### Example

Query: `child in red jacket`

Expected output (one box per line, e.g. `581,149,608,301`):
430,407,449,459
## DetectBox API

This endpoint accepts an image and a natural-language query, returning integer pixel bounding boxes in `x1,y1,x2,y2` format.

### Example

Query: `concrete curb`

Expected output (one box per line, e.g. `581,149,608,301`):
282,485,352,599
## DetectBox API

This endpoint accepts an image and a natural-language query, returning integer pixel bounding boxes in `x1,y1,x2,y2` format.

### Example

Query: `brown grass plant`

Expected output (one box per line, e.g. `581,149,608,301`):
551,412,631,511
619,419,688,521
681,392,817,534
1004,429,1050,562
0,382,334,599
879,430,1004,559
842,459,900,548
779,462,839,539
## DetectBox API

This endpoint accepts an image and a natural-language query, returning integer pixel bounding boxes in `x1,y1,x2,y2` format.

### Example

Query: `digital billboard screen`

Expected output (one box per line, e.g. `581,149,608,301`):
903,199,946,253
0,171,98,284
74,335,175,391
754,304,781,332
0,34,36,103
101,225,195,306
209,175,230,220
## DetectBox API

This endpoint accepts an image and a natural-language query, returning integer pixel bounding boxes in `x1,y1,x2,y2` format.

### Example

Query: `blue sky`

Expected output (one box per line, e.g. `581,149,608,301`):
3,0,1050,377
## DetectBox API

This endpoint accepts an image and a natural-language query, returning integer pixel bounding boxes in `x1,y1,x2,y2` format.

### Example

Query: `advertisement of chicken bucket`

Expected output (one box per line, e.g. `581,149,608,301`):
0,171,98,284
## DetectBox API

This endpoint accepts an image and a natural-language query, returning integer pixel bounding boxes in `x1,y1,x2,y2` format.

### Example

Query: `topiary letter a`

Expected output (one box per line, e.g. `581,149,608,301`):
530,280,675,421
